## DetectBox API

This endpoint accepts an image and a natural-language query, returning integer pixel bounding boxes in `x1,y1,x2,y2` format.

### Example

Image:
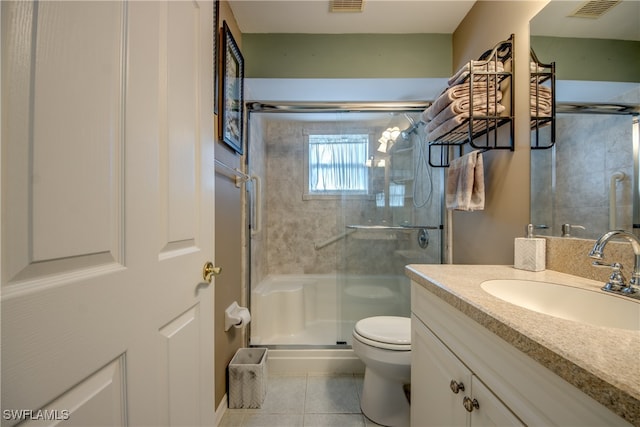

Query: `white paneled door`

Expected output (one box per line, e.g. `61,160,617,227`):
1,1,215,426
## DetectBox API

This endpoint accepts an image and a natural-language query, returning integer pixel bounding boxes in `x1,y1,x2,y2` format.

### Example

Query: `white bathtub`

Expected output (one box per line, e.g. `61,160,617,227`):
250,274,410,347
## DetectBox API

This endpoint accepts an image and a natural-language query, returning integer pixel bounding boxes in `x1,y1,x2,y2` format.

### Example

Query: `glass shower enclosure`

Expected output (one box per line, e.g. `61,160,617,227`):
246,103,442,348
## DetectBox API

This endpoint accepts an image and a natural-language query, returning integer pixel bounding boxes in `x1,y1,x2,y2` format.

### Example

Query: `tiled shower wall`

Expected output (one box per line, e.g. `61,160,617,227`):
248,115,268,287
249,116,442,281
531,87,640,240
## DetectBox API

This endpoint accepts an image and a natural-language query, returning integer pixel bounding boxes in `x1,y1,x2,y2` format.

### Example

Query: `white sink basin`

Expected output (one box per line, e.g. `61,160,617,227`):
480,279,640,331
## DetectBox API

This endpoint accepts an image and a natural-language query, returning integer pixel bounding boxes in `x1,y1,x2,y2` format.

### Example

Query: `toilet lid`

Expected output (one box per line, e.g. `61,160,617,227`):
354,316,411,347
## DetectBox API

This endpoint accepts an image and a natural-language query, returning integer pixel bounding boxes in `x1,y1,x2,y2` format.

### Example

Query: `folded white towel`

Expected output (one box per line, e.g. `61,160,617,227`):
422,82,501,123
426,95,505,134
446,150,485,211
530,84,552,116
530,61,552,74
427,115,467,142
530,83,552,99
531,102,552,117
448,60,504,86
426,102,506,142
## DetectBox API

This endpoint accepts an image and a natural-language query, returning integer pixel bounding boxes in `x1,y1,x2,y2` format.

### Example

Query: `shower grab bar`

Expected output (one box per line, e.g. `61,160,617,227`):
214,158,250,186
214,159,262,236
346,224,441,230
609,172,625,230
314,230,356,250
250,175,262,236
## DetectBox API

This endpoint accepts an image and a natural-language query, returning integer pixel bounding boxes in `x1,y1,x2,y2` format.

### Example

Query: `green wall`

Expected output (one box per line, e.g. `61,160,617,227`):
531,36,640,82
243,33,639,83
243,33,452,78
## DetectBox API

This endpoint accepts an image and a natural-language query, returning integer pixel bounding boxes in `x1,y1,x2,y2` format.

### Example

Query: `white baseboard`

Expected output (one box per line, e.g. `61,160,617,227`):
215,394,228,427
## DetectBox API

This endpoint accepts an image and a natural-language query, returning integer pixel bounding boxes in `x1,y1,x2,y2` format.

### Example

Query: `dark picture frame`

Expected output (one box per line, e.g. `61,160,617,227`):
213,0,219,114
220,21,244,155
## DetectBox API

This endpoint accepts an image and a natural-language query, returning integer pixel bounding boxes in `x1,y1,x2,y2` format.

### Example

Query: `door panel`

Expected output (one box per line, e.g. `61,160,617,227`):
162,1,199,252
1,1,215,426
2,0,124,287
21,356,128,427
29,1,124,263
159,305,201,427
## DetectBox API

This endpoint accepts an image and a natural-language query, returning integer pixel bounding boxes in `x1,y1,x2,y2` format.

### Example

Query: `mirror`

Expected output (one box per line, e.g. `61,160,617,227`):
529,0,640,240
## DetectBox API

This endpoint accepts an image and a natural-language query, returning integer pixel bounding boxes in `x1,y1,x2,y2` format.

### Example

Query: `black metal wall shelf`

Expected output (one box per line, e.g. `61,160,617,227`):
426,35,515,168
530,48,556,149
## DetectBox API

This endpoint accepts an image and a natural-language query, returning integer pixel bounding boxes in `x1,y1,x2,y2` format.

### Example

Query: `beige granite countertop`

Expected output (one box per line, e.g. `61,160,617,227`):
406,264,640,426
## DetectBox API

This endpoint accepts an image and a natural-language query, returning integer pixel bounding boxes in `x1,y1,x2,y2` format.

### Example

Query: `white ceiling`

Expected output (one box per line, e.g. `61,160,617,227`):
229,0,639,40
228,1,476,34
530,0,639,41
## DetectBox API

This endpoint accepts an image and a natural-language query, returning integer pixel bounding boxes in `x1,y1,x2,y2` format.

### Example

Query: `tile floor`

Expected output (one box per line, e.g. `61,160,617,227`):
219,374,385,427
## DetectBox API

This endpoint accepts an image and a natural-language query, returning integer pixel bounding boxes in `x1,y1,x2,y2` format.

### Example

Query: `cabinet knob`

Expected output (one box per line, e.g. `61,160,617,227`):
449,380,465,394
463,396,480,412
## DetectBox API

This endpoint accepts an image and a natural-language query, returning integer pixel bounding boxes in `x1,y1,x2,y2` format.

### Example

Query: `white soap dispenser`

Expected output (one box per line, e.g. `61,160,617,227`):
514,224,546,271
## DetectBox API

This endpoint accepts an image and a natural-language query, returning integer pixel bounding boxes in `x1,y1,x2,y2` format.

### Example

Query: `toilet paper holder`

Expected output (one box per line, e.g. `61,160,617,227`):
225,301,251,331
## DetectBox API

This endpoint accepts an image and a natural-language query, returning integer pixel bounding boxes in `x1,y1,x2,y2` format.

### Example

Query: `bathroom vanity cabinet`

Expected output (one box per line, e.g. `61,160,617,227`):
412,316,523,426
410,280,632,427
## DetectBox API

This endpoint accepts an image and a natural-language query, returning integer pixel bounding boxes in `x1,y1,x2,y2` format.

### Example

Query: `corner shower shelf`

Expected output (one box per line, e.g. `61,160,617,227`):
427,35,515,168
530,48,556,149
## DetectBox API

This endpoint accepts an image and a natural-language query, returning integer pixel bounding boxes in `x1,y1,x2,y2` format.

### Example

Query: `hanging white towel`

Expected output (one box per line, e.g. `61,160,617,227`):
446,150,485,211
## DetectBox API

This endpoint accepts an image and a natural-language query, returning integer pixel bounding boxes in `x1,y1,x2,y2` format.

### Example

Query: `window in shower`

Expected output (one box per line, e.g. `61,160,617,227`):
305,133,369,197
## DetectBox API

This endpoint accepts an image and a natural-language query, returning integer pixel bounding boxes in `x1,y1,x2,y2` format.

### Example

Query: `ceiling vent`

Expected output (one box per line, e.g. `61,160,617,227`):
329,0,364,13
568,0,621,18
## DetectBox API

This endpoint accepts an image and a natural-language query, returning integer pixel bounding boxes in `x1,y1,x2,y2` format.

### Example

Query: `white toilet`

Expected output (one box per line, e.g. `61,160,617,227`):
352,316,411,427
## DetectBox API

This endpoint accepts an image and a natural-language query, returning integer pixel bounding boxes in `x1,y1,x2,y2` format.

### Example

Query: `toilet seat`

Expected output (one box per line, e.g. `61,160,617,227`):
353,316,411,351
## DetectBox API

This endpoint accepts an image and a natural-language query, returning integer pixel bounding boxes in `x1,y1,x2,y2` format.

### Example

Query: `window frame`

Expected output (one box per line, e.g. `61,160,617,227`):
303,129,376,200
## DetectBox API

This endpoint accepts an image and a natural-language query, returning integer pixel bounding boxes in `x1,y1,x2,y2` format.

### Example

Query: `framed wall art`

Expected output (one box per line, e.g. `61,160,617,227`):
220,21,244,155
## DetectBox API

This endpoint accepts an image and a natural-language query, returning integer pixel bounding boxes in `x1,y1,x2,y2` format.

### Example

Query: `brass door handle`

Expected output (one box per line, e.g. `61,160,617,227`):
203,262,222,283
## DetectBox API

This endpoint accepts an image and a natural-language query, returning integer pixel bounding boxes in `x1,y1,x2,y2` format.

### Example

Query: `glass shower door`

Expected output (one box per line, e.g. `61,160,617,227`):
246,106,442,348
336,112,443,345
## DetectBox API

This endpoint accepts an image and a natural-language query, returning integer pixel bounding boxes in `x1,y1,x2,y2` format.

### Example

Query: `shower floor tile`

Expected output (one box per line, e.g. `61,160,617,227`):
220,374,385,427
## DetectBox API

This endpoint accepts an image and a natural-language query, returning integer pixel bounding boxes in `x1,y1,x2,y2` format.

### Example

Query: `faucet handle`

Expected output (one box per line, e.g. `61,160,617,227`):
622,277,640,298
592,260,619,268
593,261,626,291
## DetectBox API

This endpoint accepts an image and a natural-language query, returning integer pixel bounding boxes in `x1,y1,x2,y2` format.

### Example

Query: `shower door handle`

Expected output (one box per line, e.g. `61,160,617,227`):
203,261,222,283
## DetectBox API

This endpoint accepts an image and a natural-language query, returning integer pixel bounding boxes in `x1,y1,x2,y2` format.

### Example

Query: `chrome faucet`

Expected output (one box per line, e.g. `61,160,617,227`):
589,230,640,299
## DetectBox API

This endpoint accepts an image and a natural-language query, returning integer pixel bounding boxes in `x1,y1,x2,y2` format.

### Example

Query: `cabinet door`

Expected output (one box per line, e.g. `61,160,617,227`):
412,316,470,427
471,378,525,427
